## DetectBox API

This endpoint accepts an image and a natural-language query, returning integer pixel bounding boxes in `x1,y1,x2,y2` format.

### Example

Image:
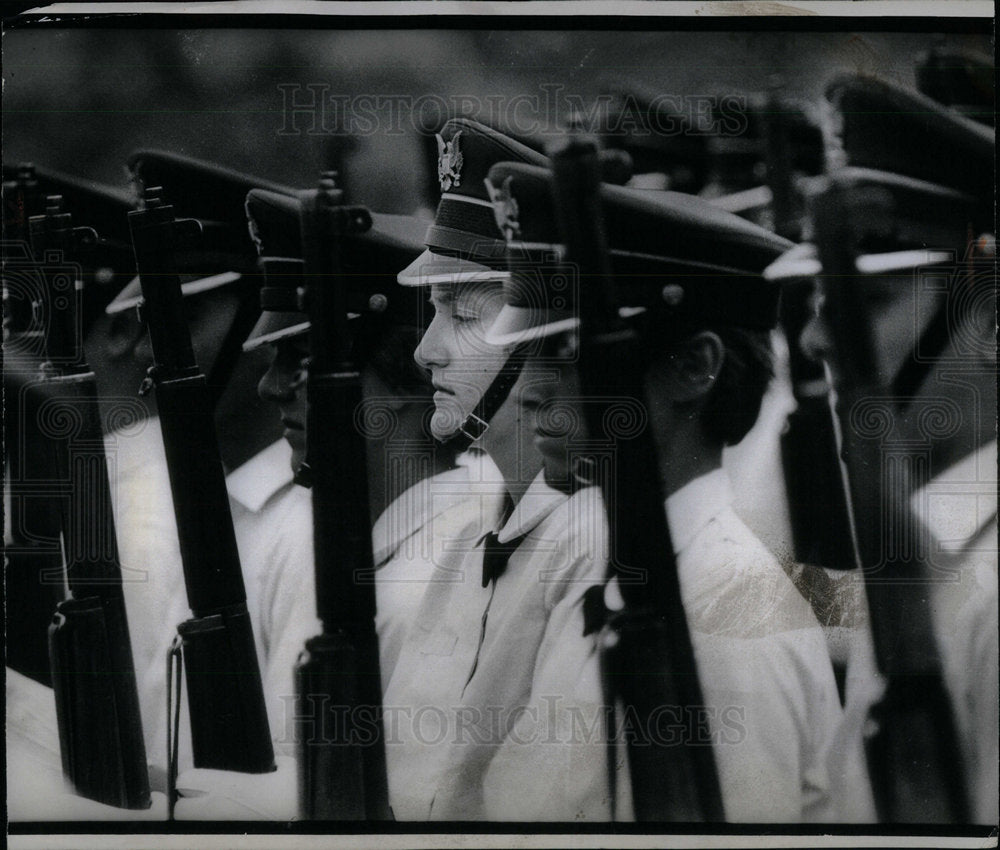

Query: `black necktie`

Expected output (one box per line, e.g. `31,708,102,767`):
582,583,610,636
481,531,526,588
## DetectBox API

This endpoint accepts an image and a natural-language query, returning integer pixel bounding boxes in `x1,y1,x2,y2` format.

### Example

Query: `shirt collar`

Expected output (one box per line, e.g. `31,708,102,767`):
372,450,508,566
910,440,998,554
372,465,472,567
664,468,734,555
225,440,296,513
496,470,568,544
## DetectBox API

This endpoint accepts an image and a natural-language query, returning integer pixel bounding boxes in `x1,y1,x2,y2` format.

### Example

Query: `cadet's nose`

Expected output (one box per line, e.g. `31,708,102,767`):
258,356,298,403
414,315,448,370
799,312,832,366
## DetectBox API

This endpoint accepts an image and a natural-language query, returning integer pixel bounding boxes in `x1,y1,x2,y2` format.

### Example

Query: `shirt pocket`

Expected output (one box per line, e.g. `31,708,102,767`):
419,628,459,657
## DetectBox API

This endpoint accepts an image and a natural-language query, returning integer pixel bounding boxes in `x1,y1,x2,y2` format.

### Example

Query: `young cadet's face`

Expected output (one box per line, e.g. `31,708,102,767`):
519,338,589,494
414,281,510,440
799,274,945,391
257,333,310,471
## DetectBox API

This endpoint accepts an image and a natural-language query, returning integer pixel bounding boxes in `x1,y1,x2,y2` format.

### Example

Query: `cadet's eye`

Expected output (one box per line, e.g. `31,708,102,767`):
453,311,478,325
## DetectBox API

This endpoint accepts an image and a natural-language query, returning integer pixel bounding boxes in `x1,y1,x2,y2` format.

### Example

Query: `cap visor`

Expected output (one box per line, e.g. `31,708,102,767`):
106,270,243,315
397,249,510,287
763,243,821,281
242,311,310,352
484,304,581,347
708,185,772,215
855,249,953,274
242,310,364,351
105,275,142,315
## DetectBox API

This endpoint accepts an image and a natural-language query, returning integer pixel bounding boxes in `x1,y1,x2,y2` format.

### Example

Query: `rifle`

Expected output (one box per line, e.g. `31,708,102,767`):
23,194,152,809
759,88,857,574
294,173,390,820
4,162,139,325
4,221,63,686
548,130,725,821
3,165,47,337
126,187,275,776
810,176,971,822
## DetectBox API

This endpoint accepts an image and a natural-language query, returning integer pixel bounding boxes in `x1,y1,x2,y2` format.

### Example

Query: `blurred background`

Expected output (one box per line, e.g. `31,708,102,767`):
4,26,992,216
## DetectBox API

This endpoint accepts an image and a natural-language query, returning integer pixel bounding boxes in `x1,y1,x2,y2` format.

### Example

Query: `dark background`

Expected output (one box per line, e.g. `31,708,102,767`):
4,25,992,215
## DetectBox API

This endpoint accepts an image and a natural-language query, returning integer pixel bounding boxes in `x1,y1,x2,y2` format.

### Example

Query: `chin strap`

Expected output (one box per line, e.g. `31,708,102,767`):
293,347,528,477
292,461,313,489
442,347,528,453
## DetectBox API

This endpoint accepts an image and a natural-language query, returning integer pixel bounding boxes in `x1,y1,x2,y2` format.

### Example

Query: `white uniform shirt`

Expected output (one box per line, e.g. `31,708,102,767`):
226,439,320,756
829,440,998,825
373,455,498,689
110,426,318,771
383,471,609,820
480,484,610,822
606,469,843,823
107,417,192,774
6,667,64,816
672,469,841,822
429,475,608,821
916,441,999,824
381,452,508,820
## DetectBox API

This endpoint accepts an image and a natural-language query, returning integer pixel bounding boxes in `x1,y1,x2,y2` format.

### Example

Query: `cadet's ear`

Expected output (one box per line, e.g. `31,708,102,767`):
665,331,725,403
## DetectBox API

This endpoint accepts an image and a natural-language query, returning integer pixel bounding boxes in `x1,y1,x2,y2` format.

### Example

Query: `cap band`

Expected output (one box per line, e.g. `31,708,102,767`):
425,225,508,267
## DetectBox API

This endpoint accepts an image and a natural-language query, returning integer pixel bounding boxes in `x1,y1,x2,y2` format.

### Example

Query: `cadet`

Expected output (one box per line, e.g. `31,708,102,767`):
376,117,625,820
239,185,477,689
767,72,997,824
480,158,846,822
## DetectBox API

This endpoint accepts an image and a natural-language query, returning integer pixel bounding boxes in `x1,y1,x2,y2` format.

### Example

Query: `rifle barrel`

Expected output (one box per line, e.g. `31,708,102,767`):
127,190,275,773
549,132,724,822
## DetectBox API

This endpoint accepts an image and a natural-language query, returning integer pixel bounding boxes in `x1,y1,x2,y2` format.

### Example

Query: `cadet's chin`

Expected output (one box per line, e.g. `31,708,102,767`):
542,464,574,495
430,397,467,441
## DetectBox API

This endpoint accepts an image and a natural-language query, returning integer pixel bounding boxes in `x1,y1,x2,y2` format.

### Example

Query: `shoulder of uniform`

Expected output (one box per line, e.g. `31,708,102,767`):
683,509,823,640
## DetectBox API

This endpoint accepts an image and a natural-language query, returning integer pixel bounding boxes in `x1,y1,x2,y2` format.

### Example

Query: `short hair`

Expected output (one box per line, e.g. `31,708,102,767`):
640,316,774,447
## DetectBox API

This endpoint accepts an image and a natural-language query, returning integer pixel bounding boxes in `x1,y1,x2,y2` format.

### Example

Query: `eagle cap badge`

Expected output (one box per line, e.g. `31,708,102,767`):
484,175,520,242
436,130,464,191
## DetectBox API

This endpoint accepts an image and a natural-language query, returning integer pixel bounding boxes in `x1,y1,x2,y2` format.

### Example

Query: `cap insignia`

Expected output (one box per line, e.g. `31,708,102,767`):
484,175,520,242
436,130,464,191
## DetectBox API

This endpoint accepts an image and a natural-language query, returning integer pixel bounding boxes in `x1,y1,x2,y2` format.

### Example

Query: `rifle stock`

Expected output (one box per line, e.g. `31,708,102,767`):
548,132,724,821
127,188,275,775
295,174,390,820
24,195,152,809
